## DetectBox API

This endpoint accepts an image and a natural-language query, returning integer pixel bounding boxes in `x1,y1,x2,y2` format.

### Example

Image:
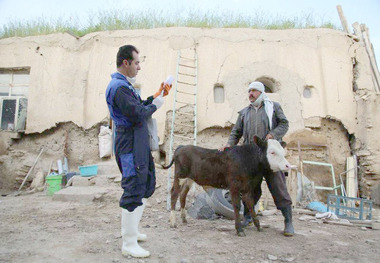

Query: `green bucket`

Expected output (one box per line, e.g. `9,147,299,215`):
46,175,63,196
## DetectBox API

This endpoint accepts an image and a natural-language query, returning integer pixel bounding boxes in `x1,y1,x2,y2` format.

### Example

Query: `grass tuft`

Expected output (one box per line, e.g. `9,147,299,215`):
0,9,340,39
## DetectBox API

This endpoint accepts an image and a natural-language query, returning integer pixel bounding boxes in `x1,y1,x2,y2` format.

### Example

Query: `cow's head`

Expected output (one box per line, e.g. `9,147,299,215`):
254,136,291,172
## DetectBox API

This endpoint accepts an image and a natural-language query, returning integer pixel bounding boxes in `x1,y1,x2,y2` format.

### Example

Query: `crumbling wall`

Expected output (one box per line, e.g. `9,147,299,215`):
0,28,361,135
0,122,105,193
350,43,380,201
285,118,352,201
352,93,380,199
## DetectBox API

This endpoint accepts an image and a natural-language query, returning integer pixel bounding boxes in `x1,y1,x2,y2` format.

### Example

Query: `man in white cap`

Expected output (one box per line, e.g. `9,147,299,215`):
221,81,294,236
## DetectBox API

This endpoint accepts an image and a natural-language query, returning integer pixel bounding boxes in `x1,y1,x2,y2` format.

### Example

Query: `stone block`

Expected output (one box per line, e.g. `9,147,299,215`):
72,176,95,186
52,186,107,202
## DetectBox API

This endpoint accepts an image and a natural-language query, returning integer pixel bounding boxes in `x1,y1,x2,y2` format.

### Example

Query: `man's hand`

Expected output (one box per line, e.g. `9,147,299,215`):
265,134,274,140
154,83,172,98
162,82,172,97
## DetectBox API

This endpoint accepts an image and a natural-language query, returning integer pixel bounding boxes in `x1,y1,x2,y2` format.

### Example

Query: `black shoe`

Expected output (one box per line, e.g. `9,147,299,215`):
242,215,252,227
280,205,295,236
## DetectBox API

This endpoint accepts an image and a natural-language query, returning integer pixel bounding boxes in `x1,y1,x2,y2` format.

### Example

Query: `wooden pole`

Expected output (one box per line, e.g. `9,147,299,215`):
285,167,297,207
18,148,44,191
351,22,380,93
361,24,380,92
352,22,362,40
297,141,305,200
43,160,54,192
336,5,350,33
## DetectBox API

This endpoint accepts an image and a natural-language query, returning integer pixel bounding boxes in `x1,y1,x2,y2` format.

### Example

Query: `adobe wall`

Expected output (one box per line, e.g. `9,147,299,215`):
0,27,379,200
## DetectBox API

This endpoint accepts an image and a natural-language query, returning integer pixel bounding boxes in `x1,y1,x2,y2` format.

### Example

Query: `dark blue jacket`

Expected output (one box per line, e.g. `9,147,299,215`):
105,72,157,211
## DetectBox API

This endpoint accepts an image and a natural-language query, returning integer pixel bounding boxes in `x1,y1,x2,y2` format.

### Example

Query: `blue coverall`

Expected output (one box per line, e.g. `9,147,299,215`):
105,72,157,212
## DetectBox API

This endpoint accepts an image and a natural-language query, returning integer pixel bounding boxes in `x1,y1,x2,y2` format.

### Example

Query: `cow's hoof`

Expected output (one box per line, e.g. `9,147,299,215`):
237,231,246,237
182,218,188,224
169,222,177,228
169,211,177,228
253,218,261,231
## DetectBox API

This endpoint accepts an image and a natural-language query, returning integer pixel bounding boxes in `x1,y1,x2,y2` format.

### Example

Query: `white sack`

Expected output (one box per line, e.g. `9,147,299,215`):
147,117,159,151
99,126,112,158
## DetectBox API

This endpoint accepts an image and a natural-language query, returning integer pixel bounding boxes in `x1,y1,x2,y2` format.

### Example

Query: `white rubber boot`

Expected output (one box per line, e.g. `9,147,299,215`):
136,199,147,242
137,232,147,242
121,204,150,258
120,201,147,242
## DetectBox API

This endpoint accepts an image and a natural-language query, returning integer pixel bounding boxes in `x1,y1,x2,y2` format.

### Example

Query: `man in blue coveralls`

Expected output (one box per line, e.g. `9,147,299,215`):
105,45,171,258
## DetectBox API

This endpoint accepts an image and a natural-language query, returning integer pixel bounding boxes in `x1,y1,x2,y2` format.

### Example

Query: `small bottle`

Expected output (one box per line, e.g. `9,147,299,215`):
164,75,174,85
161,75,174,96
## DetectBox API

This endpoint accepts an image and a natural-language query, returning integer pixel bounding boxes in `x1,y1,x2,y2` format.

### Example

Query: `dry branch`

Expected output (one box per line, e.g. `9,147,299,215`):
18,148,44,191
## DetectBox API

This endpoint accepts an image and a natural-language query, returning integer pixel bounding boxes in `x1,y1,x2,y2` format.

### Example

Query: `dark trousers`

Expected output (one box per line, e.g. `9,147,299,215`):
244,171,292,216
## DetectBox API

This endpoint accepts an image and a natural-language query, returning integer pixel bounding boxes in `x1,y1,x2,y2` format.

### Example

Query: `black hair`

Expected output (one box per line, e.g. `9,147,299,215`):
116,45,139,67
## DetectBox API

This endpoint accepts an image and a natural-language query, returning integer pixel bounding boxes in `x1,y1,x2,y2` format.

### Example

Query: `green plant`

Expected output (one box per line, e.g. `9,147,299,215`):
0,9,340,39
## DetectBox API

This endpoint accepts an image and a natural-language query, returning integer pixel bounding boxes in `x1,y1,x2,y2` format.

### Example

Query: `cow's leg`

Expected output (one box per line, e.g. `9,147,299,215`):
179,179,193,224
242,193,261,232
170,175,181,228
230,187,245,236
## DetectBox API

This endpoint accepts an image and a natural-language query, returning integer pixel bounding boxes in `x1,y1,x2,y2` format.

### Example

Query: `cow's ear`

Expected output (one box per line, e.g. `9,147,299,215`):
280,141,287,148
253,136,266,148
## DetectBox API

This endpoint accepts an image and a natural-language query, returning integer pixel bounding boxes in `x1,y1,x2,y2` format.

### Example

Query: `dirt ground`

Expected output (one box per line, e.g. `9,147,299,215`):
1,166,379,263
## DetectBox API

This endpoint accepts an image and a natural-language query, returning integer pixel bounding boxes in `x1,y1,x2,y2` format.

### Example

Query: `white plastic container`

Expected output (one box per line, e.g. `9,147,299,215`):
164,75,174,85
57,159,63,175
161,75,174,96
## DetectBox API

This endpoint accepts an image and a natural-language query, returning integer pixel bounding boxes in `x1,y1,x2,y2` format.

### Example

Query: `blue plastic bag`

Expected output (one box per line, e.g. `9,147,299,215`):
307,201,327,213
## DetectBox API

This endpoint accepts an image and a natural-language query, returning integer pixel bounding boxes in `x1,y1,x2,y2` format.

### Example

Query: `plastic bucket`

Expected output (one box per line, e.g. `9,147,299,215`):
46,175,63,196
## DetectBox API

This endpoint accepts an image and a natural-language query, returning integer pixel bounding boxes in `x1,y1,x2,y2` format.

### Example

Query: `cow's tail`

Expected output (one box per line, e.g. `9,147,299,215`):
161,145,184,169
161,158,174,169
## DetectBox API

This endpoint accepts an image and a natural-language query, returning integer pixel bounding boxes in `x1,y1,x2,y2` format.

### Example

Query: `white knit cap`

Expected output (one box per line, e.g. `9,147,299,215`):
248,81,265,93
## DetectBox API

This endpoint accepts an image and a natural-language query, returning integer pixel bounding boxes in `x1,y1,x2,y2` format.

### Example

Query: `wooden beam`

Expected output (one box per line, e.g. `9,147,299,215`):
361,24,380,93
43,160,54,192
286,168,298,208
297,141,305,200
18,148,44,191
323,220,372,228
336,5,350,33
352,22,362,40
293,208,317,216
346,157,356,198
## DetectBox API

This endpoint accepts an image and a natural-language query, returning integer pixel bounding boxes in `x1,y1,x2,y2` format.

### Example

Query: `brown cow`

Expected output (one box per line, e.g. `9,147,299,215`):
162,136,291,236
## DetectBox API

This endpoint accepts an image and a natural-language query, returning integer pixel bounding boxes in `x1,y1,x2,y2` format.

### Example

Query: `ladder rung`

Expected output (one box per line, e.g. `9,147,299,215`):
180,56,195,61
173,134,195,140
174,123,195,129
176,100,195,106
177,90,196,95
178,80,196,86
175,111,194,117
179,63,196,69
178,72,196,77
